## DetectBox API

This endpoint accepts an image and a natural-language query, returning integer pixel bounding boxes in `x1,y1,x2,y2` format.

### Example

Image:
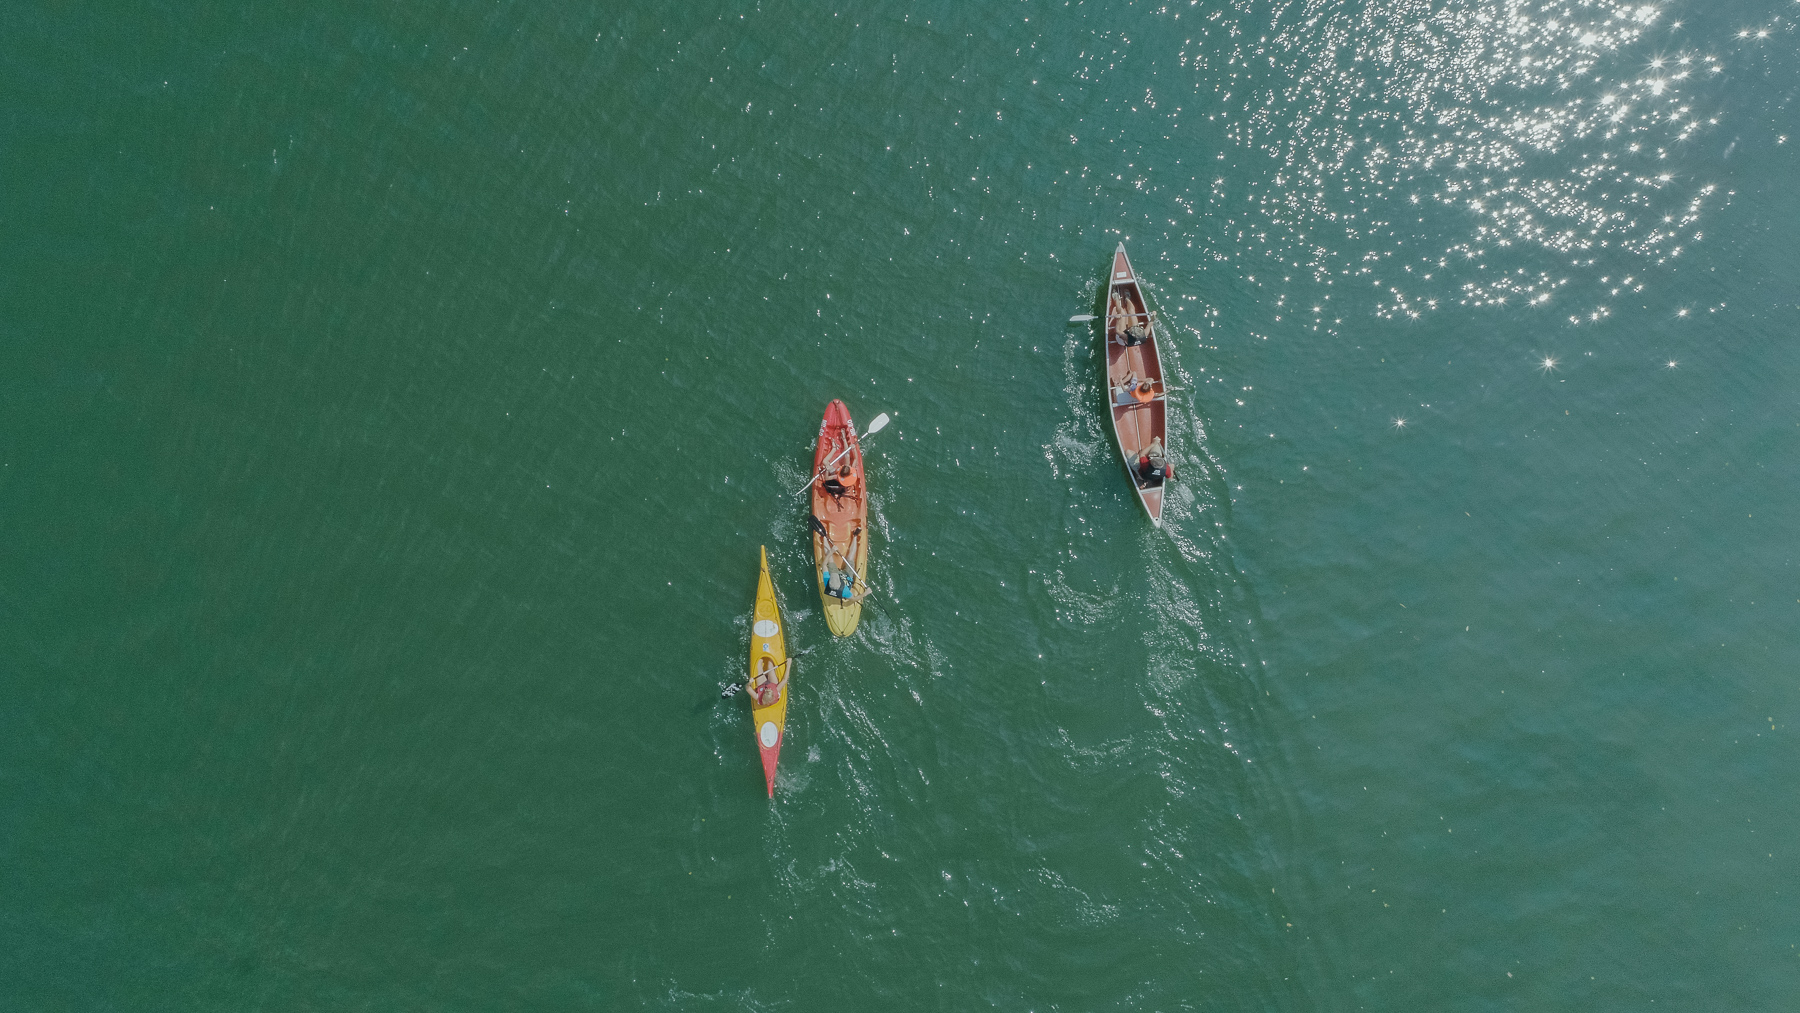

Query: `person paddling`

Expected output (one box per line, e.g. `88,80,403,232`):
751,657,789,707
823,463,859,502
1138,436,1173,484
1108,291,1130,337
1115,371,1139,406
822,543,849,598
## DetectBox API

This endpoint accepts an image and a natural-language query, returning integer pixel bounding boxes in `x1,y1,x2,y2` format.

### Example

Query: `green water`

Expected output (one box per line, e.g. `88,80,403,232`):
5,1,1798,1008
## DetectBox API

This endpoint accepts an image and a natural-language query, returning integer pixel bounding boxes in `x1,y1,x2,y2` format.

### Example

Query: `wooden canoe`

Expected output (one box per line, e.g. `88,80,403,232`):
1102,243,1170,526
809,399,869,636
748,545,789,798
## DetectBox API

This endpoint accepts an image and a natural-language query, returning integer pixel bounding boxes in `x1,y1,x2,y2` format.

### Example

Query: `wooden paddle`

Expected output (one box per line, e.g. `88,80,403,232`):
794,412,890,495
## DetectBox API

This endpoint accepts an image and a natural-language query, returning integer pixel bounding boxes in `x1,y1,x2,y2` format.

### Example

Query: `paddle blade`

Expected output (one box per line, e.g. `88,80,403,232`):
863,412,890,436
806,514,828,537
1069,314,1097,323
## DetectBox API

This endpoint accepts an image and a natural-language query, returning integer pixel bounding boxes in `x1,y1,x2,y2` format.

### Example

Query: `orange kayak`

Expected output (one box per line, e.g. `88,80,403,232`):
809,399,869,636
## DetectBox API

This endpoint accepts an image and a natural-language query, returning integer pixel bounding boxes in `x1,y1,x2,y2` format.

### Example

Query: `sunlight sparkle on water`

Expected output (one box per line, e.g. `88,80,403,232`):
1174,0,1733,318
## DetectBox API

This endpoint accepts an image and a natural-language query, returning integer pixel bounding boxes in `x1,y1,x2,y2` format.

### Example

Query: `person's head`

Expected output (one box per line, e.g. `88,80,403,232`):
839,465,852,479
1138,380,1153,392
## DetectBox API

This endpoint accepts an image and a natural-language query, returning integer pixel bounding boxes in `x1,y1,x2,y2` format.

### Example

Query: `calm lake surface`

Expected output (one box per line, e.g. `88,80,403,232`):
5,1,1798,1009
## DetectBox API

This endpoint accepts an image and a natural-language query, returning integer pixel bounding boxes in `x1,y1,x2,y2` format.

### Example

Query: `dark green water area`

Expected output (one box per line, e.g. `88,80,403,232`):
5,1,1799,1009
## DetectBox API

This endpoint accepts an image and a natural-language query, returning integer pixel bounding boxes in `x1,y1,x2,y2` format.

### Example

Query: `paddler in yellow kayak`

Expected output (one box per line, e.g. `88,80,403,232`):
750,657,789,707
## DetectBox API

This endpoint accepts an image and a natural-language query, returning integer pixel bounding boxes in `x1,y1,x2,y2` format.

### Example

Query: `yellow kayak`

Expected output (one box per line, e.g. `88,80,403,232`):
748,545,789,797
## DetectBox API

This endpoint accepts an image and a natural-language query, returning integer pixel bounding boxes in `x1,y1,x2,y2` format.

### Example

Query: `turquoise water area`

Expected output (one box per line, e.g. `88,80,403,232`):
4,1,1797,1008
